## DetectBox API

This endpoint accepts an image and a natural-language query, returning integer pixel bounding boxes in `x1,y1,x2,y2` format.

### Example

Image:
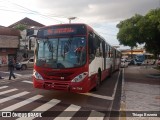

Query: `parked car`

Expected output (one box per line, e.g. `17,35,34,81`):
121,59,128,68
15,57,34,70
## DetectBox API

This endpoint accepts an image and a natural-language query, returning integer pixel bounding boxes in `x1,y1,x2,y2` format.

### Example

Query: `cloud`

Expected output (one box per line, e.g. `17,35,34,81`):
1,0,159,48
34,0,160,23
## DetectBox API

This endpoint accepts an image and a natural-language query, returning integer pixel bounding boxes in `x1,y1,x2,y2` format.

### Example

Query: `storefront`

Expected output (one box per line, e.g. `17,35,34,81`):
0,48,17,65
0,27,20,66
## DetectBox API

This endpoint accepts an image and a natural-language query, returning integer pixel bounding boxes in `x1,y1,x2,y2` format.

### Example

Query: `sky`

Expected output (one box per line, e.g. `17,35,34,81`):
0,0,160,49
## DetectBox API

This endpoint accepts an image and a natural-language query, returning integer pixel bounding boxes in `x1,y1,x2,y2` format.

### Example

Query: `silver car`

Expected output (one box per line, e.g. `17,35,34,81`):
15,57,34,70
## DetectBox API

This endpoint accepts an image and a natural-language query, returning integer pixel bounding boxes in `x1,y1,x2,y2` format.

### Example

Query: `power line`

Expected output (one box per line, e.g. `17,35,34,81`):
0,8,38,14
4,0,66,23
1,0,118,38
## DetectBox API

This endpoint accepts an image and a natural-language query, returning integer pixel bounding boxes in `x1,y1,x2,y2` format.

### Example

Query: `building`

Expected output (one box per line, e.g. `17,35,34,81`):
8,17,45,61
121,49,145,56
0,26,20,65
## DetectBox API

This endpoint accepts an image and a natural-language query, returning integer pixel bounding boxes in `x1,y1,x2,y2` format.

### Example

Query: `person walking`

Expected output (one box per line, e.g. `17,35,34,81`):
8,58,16,80
0,73,3,79
0,60,4,79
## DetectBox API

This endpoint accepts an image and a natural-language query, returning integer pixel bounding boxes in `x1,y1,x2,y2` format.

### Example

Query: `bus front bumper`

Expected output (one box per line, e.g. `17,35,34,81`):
33,77,90,93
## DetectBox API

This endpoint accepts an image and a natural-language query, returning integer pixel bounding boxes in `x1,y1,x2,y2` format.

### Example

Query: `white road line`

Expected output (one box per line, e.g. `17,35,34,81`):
81,93,113,100
22,80,114,100
108,70,121,118
16,99,61,120
0,86,8,89
0,95,43,111
87,110,105,120
21,80,113,100
54,104,81,120
0,91,29,104
22,72,119,101
22,81,33,84
0,88,18,95
112,70,121,99
0,71,22,76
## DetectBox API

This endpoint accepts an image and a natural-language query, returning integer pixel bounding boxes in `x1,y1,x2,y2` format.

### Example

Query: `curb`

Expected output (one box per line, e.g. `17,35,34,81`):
119,68,126,120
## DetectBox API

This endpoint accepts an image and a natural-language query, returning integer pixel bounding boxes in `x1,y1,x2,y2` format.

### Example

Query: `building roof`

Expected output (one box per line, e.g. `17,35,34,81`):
121,49,144,55
0,25,5,28
8,17,45,28
0,27,20,36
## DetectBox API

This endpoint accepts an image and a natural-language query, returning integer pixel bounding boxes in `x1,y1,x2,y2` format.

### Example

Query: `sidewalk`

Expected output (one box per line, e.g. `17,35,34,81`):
121,65,160,120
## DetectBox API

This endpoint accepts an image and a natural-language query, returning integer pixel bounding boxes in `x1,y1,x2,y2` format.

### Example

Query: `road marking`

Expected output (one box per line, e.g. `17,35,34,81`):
0,86,8,89
54,104,81,120
0,95,43,111
16,99,61,120
0,88,18,95
0,91,29,104
112,71,120,98
22,80,114,100
108,70,121,118
21,72,120,101
22,80,33,84
0,71,22,76
81,93,113,100
119,68,127,120
87,110,105,120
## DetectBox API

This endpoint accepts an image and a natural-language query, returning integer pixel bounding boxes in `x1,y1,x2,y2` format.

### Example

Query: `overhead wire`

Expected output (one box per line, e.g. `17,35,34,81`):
1,0,118,40
2,0,66,23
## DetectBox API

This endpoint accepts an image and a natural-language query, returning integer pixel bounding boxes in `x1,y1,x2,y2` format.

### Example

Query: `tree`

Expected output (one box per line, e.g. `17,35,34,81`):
15,24,27,31
117,8,160,56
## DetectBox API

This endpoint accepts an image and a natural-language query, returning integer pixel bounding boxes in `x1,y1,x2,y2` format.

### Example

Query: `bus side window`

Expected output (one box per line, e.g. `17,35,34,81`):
95,36,102,57
88,32,96,63
105,44,108,58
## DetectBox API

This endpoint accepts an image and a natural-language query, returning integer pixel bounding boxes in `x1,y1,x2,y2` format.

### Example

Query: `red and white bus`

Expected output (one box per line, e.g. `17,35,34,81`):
33,23,121,93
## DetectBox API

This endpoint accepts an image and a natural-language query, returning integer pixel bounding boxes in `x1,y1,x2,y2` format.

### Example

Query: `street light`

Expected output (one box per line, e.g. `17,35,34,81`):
68,17,77,23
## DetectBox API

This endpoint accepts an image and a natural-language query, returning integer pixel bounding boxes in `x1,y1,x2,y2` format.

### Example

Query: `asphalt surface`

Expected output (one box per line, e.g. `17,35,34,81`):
0,68,122,120
1,65,159,120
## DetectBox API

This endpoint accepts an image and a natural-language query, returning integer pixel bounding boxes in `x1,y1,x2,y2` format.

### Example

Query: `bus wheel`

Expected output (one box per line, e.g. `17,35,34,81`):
94,73,101,91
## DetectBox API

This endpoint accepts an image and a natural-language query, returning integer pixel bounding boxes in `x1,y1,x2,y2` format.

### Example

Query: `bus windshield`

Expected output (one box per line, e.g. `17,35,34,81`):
35,36,86,69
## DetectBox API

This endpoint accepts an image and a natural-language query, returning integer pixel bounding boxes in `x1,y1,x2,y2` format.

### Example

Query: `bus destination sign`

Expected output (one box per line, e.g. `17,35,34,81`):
45,27,76,36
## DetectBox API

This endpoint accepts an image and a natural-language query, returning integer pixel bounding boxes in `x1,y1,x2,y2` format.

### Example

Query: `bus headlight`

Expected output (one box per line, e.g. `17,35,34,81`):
71,72,88,82
33,70,44,80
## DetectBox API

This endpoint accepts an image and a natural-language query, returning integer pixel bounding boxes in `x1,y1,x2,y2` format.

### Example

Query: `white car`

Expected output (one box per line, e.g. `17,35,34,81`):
121,59,128,68
15,57,34,70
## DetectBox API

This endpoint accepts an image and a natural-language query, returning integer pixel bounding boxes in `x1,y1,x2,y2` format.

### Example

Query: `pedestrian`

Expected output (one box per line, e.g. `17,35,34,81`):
0,60,4,79
8,58,16,80
0,73,4,79
0,71,3,79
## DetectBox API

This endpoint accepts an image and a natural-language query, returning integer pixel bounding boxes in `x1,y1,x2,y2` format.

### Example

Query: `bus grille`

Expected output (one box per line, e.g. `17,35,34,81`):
44,72,73,77
44,82,69,91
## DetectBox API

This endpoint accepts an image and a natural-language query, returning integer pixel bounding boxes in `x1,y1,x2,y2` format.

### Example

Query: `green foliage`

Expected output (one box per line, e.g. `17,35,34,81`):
117,8,160,56
15,24,27,31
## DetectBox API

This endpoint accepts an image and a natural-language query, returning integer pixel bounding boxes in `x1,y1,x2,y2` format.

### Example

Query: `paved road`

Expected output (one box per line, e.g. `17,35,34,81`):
1,65,159,120
0,69,122,120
